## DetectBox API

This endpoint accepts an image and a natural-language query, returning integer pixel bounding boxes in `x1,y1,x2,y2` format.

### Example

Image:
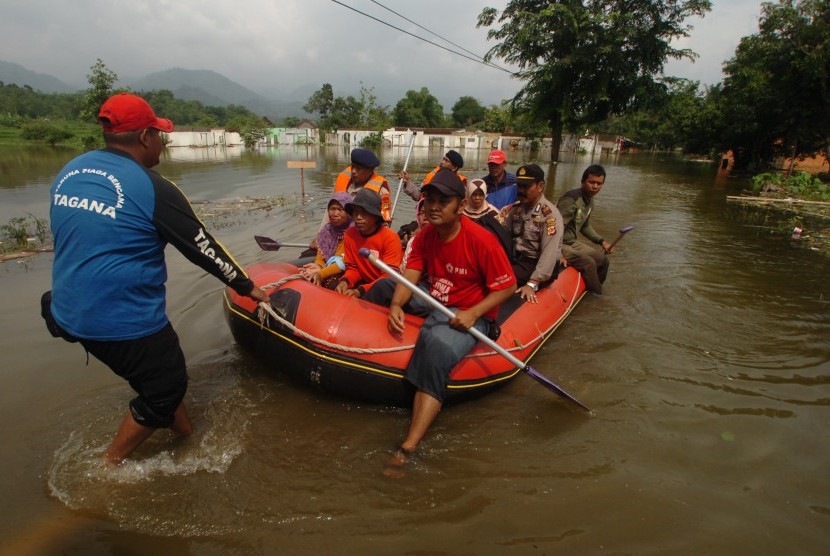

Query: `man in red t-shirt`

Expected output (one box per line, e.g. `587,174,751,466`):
364,168,516,476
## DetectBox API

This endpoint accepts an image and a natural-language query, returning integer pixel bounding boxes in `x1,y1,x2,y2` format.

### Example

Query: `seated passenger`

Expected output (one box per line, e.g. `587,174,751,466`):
482,150,517,209
557,164,613,294
362,168,516,473
463,178,513,261
301,192,352,289
335,188,403,298
500,164,563,304
462,179,500,221
400,150,467,201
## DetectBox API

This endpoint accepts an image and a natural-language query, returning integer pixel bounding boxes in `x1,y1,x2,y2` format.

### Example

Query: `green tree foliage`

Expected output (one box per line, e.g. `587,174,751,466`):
138,90,259,127
81,58,119,123
478,0,711,161
481,101,513,133
451,96,486,127
601,78,724,155
20,121,74,145
393,87,444,127
304,83,391,130
358,84,393,130
303,83,334,122
0,83,81,120
226,115,269,147
720,0,829,171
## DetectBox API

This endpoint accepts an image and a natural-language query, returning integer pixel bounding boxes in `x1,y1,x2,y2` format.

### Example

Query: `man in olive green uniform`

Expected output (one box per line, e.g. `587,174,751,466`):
499,164,563,304
557,164,612,294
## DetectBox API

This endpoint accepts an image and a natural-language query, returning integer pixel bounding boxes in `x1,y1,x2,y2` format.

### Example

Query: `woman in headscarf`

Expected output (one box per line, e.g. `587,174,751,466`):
462,178,513,260
301,192,353,288
462,178,500,221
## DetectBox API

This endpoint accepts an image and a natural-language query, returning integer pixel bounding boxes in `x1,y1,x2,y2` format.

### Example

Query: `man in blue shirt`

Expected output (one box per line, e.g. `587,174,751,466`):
482,149,517,209
49,93,267,465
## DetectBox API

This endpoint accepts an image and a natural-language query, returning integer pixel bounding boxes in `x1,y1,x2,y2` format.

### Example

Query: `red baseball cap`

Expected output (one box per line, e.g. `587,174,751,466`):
98,93,174,133
487,150,506,164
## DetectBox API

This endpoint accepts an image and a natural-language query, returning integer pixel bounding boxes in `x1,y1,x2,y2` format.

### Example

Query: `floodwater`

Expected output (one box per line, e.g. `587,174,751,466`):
1,144,828,555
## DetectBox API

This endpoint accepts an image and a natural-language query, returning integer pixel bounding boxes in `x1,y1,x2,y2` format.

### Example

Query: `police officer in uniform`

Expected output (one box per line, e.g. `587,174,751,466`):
499,164,563,304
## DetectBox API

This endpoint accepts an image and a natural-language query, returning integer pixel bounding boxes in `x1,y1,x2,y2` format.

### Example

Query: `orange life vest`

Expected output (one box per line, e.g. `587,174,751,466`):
335,166,392,222
423,166,468,187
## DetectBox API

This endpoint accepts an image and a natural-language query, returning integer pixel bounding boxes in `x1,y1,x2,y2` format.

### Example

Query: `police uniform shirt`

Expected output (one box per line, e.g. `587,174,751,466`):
501,195,563,284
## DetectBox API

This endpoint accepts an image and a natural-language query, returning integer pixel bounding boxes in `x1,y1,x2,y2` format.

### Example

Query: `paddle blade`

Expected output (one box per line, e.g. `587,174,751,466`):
618,225,635,235
255,235,282,251
523,366,592,412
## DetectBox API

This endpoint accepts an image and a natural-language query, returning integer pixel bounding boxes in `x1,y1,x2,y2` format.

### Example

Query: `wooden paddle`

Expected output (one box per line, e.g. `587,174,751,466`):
359,248,591,412
254,235,309,251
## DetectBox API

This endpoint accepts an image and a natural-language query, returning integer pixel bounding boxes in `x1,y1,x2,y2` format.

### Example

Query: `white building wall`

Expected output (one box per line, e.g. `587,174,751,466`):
165,129,242,148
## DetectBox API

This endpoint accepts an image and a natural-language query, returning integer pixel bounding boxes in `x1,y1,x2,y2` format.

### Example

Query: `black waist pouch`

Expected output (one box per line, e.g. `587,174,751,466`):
486,318,501,341
40,291,78,343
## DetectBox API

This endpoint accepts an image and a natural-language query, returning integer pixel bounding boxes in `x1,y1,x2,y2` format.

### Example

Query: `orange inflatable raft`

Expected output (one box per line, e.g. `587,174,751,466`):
224,262,586,406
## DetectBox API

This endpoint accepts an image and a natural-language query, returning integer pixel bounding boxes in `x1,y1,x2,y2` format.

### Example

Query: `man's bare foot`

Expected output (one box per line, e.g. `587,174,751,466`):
382,446,413,479
100,452,123,468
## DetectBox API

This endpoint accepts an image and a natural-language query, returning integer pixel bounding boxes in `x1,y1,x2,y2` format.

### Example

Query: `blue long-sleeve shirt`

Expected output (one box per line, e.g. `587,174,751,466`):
50,148,254,340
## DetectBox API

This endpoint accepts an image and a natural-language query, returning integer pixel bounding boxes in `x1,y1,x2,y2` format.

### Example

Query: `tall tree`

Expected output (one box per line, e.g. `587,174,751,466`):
357,83,392,129
303,83,334,123
720,0,829,171
478,0,711,162
392,88,444,127
81,58,119,123
451,96,486,127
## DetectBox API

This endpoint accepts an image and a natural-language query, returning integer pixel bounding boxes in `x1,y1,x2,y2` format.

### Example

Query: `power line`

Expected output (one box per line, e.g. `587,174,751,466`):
329,0,513,75
367,0,512,73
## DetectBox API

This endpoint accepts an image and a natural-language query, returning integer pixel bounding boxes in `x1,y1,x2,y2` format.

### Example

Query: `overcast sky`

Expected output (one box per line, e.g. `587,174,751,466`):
0,0,764,107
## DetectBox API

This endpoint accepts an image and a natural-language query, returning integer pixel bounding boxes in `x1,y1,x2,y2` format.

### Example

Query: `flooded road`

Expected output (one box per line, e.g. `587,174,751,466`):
1,145,828,554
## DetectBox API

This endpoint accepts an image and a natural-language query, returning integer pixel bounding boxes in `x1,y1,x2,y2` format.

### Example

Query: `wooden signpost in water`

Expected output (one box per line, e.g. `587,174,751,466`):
287,160,316,201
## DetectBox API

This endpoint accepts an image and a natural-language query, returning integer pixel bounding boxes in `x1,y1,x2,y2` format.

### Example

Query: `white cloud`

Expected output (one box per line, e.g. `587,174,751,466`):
0,0,766,105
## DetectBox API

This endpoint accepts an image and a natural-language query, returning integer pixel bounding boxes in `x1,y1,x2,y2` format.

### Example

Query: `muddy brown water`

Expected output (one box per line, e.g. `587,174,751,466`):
1,145,828,554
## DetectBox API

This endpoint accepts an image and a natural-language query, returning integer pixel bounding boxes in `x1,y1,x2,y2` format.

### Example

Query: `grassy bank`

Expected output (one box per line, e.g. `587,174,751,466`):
0,122,102,149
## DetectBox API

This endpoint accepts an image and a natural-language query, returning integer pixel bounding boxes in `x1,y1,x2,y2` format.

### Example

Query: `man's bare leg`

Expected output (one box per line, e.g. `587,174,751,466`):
385,390,442,477
103,411,155,466
401,390,442,453
170,402,194,436
103,402,193,466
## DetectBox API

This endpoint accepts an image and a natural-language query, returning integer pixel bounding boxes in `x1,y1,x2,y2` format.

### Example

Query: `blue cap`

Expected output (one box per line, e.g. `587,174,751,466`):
351,148,380,168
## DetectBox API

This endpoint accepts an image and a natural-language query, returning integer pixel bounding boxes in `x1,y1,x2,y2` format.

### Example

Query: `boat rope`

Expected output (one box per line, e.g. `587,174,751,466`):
255,274,416,354
251,274,569,359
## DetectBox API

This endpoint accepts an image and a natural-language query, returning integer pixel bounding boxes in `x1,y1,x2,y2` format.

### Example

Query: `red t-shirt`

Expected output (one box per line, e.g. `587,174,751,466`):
407,216,516,318
341,225,403,291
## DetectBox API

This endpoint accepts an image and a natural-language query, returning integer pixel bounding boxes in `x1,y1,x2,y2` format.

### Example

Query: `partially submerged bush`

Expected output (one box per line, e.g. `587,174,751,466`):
752,172,830,202
0,213,49,252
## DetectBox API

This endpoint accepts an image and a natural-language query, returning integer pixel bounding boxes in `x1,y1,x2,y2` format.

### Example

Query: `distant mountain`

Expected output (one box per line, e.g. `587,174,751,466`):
0,61,312,120
127,68,311,120
0,60,77,93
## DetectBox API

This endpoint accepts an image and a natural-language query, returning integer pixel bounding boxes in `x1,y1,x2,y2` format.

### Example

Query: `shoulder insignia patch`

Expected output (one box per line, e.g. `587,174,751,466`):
545,217,557,236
